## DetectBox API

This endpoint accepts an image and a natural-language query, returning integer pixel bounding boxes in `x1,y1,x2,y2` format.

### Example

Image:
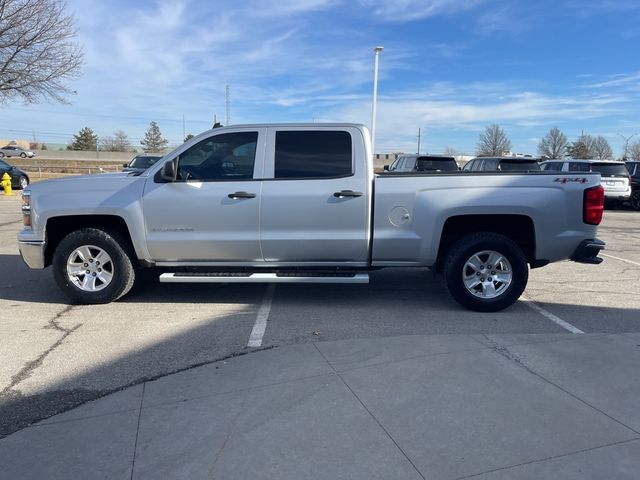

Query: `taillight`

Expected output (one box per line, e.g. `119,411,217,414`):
584,185,604,225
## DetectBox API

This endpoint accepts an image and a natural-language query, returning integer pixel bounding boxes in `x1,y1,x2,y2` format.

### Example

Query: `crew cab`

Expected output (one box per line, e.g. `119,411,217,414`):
17,124,605,312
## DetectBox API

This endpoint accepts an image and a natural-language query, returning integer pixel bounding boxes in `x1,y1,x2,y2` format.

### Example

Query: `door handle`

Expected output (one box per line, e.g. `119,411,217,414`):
333,190,363,198
228,191,256,199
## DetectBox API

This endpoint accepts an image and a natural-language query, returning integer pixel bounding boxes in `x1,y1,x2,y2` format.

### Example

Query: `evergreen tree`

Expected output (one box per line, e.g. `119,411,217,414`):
68,127,98,151
566,140,590,159
140,121,168,153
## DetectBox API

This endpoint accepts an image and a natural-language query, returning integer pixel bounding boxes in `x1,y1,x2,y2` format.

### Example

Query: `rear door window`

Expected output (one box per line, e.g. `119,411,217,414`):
498,160,540,171
568,162,591,172
542,162,563,171
416,157,458,171
274,131,352,179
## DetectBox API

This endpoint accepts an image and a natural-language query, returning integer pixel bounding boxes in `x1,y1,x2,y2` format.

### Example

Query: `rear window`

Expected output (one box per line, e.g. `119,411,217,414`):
275,131,352,179
591,163,629,177
499,160,540,172
415,157,458,171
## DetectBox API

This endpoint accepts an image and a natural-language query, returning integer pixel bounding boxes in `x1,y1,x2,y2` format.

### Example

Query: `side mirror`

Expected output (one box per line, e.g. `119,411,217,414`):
160,159,177,182
383,165,389,171
122,163,128,168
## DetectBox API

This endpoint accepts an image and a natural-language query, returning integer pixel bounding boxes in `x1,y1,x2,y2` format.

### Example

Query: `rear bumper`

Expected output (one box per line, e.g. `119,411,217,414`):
18,240,46,269
570,239,605,265
604,188,631,201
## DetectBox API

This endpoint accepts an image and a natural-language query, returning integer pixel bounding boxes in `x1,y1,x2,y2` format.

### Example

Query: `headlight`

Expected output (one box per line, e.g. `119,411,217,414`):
21,190,31,228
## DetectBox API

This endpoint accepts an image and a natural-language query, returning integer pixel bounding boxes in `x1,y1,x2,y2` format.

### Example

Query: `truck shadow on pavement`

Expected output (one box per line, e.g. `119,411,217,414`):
2,255,640,439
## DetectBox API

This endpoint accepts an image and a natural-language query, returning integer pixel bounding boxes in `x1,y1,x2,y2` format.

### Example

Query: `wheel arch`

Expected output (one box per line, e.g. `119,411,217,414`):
435,214,536,273
44,215,138,268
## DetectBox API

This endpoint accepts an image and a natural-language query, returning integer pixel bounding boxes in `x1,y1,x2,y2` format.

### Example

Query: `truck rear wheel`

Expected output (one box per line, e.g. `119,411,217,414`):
444,232,528,312
52,228,136,304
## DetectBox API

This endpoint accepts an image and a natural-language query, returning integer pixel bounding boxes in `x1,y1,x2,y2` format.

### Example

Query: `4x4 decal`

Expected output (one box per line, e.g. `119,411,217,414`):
554,177,589,184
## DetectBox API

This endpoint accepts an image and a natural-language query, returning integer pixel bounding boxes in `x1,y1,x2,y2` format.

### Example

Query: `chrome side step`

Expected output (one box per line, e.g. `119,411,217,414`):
159,272,370,284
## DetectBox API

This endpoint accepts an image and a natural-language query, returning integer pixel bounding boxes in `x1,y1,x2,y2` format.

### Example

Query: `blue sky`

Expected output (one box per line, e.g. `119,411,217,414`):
2,0,640,155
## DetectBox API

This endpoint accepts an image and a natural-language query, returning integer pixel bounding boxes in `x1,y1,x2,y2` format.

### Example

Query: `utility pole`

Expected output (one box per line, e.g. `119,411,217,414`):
417,128,421,154
182,114,185,141
617,132,637,160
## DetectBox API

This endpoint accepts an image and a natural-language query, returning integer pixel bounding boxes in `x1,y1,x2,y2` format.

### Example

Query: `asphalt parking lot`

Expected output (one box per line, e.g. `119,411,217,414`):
0,192,639,438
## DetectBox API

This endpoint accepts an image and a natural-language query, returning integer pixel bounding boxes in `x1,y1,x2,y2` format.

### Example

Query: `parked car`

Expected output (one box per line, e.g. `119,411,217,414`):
462,156,541,172
0,145,35,158
0,159,30,189
18,123,605,312
122,154,163,173
541,159,631,206
626,161,640,210
384,155,459,173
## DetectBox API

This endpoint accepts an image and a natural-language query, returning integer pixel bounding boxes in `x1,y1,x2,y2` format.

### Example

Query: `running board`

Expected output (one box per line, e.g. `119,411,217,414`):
159,272,370,284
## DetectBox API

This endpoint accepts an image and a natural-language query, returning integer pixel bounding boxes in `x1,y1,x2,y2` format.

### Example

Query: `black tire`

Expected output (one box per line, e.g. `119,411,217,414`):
444,232,528,312
52,228,136,304
0,152,4,158
20,152,26,158
631,192,640,211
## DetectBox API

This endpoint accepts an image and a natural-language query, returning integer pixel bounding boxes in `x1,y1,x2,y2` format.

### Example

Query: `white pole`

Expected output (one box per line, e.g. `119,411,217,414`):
371,46,384,158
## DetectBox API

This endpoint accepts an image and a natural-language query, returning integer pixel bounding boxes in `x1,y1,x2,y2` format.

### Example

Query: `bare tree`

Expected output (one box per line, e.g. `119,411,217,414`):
591,135,613,160
628,141,640,161
0,0,83,104
537,127,568,159
101,130,132,152
476,124,512,157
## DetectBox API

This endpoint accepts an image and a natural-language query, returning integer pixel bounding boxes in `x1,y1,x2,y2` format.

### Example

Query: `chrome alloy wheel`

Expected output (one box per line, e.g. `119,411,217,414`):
19,176,28,189
462,250,513,299
66,245,114,292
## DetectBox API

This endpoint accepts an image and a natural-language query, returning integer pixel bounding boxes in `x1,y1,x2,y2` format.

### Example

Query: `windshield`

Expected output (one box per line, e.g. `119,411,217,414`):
129,155,161,169
416,157,458,171
591,163,629,177
499,160,540,172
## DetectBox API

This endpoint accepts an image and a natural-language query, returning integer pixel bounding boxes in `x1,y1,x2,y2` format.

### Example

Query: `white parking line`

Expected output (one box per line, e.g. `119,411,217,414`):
247,284,276,347
521,296,585,334
601,253,640,268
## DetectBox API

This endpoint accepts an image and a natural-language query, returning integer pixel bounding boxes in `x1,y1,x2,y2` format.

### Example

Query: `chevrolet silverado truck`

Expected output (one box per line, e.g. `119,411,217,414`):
17,124,605,311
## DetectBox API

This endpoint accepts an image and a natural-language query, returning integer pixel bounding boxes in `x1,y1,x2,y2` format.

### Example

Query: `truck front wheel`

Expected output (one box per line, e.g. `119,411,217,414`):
52,228,136,304
444,232,528,312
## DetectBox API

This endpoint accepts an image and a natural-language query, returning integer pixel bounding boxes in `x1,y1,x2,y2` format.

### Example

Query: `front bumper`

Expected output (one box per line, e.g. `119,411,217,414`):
18,241,46,269
570,239,605,265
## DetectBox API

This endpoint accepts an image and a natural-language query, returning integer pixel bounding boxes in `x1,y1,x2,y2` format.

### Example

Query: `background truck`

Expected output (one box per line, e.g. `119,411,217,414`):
18,124,605,311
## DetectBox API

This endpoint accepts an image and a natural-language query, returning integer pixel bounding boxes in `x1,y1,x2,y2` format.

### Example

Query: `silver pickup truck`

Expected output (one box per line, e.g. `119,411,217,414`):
18,123,605,311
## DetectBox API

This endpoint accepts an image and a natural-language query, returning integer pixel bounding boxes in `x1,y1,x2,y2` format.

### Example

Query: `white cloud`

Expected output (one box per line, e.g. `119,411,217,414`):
358,0,486,21
588,72,640,89
327,85,626,153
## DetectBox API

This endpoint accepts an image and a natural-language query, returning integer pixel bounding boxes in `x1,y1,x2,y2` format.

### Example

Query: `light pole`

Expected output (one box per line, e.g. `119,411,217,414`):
371,46,384,157
617,132,637,160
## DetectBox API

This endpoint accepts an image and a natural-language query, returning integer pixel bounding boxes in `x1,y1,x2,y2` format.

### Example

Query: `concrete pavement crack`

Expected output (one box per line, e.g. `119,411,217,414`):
312,343,427,480
0,220,21,228
457,437,640,479
1,305,82,395
482,334,640,436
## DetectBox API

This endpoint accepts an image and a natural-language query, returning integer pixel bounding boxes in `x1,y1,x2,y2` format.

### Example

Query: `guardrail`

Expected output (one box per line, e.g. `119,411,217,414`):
14,165,122,177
